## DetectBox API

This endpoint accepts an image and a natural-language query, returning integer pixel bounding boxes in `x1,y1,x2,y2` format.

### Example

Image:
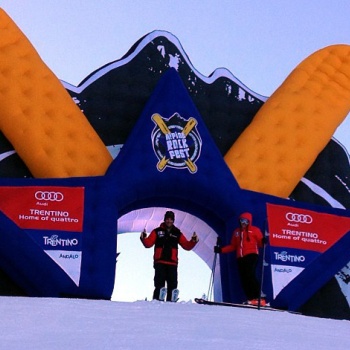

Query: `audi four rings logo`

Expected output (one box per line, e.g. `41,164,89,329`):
285,212,313,224
35,191,64,202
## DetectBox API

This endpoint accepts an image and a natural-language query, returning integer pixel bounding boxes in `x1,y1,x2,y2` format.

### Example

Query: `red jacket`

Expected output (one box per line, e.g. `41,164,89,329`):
221,212,263,258
141,223,197,266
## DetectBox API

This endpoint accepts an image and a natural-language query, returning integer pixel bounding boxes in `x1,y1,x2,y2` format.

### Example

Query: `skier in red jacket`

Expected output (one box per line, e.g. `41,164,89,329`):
214,212,267,306
140,210,199,301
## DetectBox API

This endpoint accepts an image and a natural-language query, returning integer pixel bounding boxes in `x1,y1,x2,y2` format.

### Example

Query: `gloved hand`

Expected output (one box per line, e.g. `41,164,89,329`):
214,246,222,254
262,236,268,245
191,232,199,242
140,230,147,240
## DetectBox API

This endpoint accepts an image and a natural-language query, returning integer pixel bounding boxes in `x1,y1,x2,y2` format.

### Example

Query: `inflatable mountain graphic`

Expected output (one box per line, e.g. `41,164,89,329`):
0,30,348,214
62,31,350,211
63,30,266,154
0,29,349,317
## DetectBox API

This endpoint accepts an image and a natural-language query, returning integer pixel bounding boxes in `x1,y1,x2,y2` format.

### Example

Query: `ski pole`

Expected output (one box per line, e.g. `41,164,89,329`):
207,236,221,301
258,221,269,309
207,252,217,301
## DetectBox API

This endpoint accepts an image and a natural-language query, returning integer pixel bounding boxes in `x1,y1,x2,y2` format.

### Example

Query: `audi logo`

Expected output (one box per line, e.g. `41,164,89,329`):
35,191,64,202
285,212,312,224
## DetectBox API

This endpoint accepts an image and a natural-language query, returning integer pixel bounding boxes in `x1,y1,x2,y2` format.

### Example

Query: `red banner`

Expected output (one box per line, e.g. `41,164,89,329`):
0,186,84,232
267,203,350,253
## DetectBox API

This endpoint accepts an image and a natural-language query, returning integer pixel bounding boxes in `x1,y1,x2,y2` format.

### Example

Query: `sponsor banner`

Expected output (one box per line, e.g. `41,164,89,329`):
271,264,304,298
269,246,316,298
0,186,84,232
40,232,82,251
267,203,350,253
270,247,318,268
45,250,82,286
267,203,350,298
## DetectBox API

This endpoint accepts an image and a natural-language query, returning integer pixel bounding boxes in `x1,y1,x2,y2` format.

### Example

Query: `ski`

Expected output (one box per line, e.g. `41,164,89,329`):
171,288,179,302
159,287,167,301
194,298,300,314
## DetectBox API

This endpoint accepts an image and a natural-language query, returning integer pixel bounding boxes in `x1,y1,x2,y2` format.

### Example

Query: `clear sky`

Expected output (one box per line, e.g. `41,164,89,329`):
1,1,350,301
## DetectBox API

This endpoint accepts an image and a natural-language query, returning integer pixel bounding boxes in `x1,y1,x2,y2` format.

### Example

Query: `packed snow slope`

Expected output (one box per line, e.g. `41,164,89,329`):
0,297,349,349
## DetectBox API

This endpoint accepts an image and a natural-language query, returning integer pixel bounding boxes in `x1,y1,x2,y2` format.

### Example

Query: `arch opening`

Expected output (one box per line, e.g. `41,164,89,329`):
113,207,222,301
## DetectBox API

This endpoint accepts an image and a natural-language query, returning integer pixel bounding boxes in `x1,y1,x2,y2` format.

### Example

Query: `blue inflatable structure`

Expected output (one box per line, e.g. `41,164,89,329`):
1,69,350,318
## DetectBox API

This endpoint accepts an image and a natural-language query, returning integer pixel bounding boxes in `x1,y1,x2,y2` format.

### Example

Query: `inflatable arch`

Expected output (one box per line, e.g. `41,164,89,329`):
0,8,350,319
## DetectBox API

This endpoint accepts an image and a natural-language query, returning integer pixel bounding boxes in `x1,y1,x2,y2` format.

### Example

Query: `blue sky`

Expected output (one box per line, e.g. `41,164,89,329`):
1,1,350,301
3,1,350,96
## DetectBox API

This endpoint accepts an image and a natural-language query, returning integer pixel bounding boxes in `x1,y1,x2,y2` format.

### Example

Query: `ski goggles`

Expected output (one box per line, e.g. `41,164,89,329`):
240,218,249,225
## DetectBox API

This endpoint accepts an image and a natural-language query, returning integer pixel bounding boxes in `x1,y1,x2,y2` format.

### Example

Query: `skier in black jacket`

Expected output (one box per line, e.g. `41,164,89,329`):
140,210,198,301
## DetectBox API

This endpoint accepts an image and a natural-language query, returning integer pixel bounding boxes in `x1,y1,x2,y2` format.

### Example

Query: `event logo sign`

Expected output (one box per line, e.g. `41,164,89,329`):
151,113,202,173
0,186,85,286
267,203,350,298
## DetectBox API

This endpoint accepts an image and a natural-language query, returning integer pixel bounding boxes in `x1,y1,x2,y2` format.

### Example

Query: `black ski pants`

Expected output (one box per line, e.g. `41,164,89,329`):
236,253,260,301
153,263,178,301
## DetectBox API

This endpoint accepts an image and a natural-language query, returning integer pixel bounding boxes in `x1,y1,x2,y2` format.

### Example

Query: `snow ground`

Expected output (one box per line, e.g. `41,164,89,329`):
0,296,349,350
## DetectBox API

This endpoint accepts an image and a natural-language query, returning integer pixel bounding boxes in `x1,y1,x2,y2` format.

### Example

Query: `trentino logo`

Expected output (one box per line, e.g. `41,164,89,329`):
274,251,305,263
151,113,202,173
43,235,79,247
